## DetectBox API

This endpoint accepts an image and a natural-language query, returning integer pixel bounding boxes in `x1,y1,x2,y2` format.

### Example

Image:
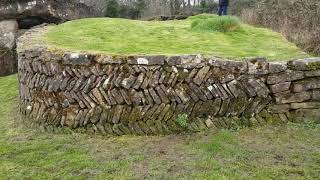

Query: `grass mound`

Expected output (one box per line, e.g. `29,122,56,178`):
44,14,309,61
191,15,241,32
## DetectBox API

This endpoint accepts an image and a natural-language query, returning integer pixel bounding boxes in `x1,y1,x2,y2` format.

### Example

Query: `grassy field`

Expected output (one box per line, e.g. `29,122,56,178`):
1,75,319,179
45,14,308,61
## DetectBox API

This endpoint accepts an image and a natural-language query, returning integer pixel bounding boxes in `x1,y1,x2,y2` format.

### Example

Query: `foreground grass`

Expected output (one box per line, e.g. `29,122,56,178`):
45,15,308,61
0,75,319,179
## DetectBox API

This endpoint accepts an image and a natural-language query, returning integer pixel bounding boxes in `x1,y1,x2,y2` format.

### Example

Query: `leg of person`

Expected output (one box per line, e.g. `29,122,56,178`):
223,5,228,16
218,5,223,16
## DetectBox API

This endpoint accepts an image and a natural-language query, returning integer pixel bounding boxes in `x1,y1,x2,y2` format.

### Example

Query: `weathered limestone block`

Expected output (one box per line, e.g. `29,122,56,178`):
96,55,124,64
312,90,320,100
267,70,304,84
267,104,290,113
292,79,320,93
269,62,287,73
178,55,206,68
165,56,181,66
193,66,210,85
275,92,311,104
247,79,269,98
305,70,320,77
290,102,320,109
243,97,264,117
269,82,291,94
226,80,246,98
272,90,291,97
208,58,248,73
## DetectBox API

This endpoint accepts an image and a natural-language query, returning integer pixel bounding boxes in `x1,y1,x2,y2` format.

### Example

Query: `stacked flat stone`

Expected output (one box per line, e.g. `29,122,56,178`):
17,27,320,135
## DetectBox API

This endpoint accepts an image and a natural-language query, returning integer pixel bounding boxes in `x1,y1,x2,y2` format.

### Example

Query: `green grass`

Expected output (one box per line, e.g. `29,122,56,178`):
45,14,309,61
175,114,188,129
191,15,241,32
1,75,320,179
0,75,135,179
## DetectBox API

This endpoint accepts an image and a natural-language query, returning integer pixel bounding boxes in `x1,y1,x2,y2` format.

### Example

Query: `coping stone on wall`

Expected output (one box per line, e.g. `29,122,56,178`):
288,57,320,71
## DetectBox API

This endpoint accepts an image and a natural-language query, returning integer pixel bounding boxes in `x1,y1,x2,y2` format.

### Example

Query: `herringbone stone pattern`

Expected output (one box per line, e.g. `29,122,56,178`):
17,27,320,135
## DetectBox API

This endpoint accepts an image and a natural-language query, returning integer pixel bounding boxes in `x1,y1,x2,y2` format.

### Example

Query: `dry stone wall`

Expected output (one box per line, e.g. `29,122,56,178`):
17,27,320,135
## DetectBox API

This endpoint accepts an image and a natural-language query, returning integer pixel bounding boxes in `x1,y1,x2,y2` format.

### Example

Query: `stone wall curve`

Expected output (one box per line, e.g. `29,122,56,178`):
17,27,320,135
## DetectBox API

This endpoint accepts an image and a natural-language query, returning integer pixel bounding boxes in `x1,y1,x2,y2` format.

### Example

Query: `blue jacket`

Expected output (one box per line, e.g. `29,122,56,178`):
219,0,229,6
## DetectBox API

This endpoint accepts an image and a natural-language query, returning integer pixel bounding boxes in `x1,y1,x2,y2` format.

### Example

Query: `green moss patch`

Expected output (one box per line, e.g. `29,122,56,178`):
45,14,308,61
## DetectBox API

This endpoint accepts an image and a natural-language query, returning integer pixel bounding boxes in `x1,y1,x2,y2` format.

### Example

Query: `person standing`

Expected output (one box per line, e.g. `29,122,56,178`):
218,0,229,16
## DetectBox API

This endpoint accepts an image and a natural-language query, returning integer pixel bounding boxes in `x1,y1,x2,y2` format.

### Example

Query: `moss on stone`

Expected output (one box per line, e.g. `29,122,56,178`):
154,121,165,134
188,121,200,132
306,62,320,71
118,123,131,134
128,107,142,122
112,124,124,135
195,118,208,130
